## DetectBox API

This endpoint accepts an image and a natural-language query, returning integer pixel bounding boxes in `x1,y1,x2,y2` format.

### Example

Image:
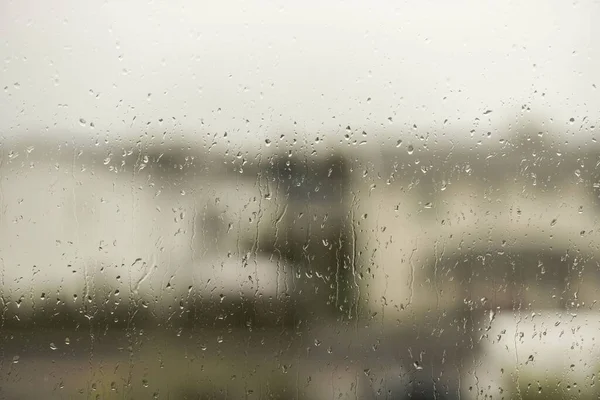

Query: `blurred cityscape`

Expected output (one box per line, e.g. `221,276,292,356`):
1,116,599,399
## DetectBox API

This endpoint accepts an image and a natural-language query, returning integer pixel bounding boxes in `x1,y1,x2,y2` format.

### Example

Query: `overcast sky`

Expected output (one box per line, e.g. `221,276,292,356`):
1,0,598,148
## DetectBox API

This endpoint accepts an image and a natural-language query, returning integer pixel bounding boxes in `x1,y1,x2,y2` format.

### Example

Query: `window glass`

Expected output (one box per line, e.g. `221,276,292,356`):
1,1,597,398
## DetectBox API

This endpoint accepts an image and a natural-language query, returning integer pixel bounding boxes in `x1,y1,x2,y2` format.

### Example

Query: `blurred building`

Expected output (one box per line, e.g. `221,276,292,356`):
353,123,600,327
3,120,600,399
0,137,292,329
462,311,600,399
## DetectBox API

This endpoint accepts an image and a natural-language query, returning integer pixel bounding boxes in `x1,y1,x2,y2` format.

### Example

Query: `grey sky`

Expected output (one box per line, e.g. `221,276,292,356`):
1,0,597,148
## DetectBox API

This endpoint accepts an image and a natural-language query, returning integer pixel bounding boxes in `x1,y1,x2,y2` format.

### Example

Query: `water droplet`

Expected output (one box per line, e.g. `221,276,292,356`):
265,139,271,147
50,342,57,351
396,139,403,148
12,355,19,364
79,118,86,125
407,145,414,155
413,361,423,370
550,218,557,226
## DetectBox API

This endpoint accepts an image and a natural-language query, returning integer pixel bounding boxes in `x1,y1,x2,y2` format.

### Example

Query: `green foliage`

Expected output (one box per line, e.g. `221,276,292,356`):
515,373,598,400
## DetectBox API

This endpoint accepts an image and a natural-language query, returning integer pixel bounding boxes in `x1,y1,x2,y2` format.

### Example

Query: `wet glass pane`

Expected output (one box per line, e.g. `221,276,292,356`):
1,1,597,398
